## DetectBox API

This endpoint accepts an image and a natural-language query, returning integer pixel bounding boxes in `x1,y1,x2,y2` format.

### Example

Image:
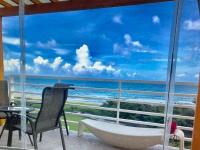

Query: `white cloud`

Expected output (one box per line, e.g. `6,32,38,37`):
92,61,106,71
114,34,157,56
3,36,31,46
132,41,143,48
33,56,49,66
124,34,132,45
4,59,20,72
50,57,63,70
4,59,33,72
73,44,92,72
92,61,116,73
152,15,160,24
37,39,57,49
33,56,64,71
184,19,200,31
62,63,71,71
127,72,137,78
52,48,69,55
73,44,119,75
124,34,143,48
113,15,123,24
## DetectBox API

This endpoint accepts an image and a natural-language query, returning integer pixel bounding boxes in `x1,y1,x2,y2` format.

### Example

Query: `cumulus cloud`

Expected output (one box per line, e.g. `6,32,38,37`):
113,15,123,24
73,44,91,72
184,19,200,31
62,63,71,71
37,39,57,49
114,34,157,56
4,44,120,76
34,56,49,66
3,36,31,46
124,34,143,48
73,44,120,75
4,59,20,72
33,56,64,71
152,15,160,24
92,61,116,73
50,57,63,70
132,41,143,48
4,59,33,73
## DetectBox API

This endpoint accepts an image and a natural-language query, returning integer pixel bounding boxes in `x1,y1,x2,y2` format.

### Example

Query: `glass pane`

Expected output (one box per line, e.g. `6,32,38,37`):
22,2,178,150
2,0,197,150
170,0,200,149
0,0,28,149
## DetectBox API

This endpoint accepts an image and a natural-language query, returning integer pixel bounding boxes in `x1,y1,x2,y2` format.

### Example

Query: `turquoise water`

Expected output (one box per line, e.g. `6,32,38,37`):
10,76,198,104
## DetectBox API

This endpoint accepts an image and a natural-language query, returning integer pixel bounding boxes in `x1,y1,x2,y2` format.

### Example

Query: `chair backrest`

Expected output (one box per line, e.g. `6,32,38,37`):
35,87,67,132
0,80,9,106
54,83,74,100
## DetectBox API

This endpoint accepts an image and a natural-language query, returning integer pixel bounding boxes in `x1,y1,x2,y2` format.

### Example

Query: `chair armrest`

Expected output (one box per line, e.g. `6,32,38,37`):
27,114,37,119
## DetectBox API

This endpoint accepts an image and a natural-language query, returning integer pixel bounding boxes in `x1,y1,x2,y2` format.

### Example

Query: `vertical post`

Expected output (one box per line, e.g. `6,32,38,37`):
116,81,121,124
163,0,184,149
0,16,5,126
8,75,14,101
19,0,27,148
0,16,4,80
191,75,200,150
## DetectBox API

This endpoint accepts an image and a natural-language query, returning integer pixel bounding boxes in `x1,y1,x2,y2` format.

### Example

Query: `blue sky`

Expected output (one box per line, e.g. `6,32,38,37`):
2,0,200,82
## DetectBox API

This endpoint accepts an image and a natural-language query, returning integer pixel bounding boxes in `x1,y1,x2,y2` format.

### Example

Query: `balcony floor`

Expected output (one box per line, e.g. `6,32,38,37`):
0,127,178,150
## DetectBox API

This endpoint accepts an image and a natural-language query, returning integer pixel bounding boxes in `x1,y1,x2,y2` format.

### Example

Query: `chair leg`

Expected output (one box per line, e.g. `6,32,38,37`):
59,120,66,150
63,110,69,136
0,125,5,139
28,134,34,146
39,133,42,142
18,130,21,140
33,132,38,150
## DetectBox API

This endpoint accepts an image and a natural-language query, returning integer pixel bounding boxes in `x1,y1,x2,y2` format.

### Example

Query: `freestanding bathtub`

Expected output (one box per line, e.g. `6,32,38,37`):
78,119,184,150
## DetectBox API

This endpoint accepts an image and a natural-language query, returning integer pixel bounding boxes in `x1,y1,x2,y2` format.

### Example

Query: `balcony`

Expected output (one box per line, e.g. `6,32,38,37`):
0,127,182,150
0,74,196,149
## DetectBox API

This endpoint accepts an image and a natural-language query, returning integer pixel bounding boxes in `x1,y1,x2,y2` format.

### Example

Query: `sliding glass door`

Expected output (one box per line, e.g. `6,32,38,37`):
0,0,27,149
1,0,199,150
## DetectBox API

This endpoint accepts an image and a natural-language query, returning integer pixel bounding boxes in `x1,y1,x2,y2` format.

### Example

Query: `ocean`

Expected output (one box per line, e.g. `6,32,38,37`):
9,76,198,105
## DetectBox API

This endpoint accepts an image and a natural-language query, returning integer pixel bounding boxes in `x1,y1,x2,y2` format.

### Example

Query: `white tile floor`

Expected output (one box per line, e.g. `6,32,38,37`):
0,128,178,150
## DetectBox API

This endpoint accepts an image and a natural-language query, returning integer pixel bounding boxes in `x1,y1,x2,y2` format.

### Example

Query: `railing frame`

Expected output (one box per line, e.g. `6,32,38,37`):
8,74,197,143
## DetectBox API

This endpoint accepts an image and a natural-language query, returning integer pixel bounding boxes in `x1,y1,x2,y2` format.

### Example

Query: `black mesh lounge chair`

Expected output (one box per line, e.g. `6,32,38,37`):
28,83,74,142
54,83,74,136
14,87,67,150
